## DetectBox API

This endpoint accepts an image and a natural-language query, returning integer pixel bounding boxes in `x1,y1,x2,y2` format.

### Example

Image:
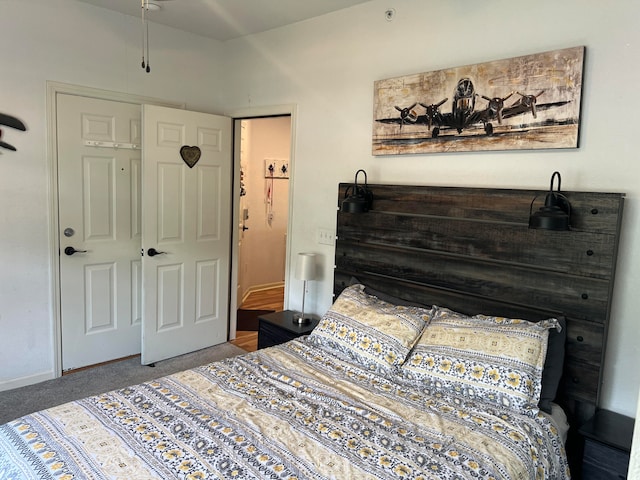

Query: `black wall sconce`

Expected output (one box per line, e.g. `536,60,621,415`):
342,169,373,213
529,171,571,231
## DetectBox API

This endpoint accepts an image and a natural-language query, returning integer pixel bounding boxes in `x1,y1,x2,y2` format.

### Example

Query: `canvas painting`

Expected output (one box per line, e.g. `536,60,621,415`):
372,46,584,155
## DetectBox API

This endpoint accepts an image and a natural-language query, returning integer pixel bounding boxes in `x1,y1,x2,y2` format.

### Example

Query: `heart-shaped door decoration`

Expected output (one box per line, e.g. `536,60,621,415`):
180,145,201,168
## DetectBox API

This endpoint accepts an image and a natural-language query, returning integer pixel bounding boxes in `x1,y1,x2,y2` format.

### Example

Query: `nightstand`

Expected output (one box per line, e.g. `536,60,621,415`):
257,310,320,349
579,409,635,480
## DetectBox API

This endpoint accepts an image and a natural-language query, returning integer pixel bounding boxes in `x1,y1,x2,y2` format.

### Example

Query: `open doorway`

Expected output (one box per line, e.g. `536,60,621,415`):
234,116,291,350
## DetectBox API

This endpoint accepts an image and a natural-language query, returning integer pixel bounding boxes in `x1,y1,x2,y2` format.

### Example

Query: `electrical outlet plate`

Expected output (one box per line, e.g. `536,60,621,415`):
316,228,335,245
264,159,289,178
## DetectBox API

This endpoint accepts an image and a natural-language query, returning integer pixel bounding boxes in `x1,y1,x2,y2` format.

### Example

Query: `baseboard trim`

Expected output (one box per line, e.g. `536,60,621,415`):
0,370,56,392
241,282,284,304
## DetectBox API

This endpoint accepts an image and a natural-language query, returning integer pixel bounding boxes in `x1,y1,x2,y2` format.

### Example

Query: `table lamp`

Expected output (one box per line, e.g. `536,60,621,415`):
295,252,317,324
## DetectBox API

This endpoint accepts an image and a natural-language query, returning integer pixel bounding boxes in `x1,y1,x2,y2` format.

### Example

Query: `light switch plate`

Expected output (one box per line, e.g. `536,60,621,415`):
317,228,335,245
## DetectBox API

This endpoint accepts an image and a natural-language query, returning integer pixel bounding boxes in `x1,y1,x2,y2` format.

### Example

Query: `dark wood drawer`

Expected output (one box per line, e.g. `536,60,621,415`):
582,439,630,480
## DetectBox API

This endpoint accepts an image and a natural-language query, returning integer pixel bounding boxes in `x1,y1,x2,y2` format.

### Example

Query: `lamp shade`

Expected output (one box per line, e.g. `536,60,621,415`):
529,171,571,231
295,253,317,281
528,193,571,230
341,169,373,213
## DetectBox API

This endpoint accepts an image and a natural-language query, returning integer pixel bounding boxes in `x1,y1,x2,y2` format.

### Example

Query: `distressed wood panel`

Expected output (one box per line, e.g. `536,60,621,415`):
363,184,623,234
339,213,618,278
336,241,611,322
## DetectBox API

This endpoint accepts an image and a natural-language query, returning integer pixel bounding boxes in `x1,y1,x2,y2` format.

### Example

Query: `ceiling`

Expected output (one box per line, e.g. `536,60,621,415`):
75,0,373,41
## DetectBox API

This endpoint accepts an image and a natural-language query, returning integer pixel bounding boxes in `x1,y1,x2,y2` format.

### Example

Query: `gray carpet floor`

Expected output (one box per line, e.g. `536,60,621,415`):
0,342,246,425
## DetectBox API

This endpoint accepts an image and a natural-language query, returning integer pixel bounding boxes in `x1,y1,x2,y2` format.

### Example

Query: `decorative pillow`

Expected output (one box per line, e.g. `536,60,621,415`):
348,276,429,308
308,284,433,373
539,316,566,414
401,306,561,414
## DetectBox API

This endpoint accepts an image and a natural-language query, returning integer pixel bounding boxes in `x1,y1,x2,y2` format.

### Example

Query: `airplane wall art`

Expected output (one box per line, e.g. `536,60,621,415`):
372,46,584,155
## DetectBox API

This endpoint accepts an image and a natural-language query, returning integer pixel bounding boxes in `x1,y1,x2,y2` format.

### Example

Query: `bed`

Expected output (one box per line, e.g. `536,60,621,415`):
0,183,624,479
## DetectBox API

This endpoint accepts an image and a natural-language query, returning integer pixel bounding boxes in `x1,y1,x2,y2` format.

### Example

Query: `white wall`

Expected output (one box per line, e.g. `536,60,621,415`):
220,0,640,417
0,0,225,389
1,0,639,419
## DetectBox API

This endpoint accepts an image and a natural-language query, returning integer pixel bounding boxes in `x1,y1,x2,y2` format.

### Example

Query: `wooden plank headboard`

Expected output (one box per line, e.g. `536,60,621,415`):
333,183,624,428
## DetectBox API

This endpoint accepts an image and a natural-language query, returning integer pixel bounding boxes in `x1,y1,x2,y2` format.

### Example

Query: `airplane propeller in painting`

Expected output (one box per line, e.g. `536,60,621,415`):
513,91,545,118
419,98,447,131
480,92,514,124
394,103,418,128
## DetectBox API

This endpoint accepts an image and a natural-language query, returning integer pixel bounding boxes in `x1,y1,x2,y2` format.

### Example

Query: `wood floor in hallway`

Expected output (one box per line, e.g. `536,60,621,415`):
239,286,284,311
230,286,284,352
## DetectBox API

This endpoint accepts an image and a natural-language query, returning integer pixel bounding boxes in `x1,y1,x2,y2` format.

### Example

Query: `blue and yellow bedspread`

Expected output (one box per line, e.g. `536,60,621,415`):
0,338,569,479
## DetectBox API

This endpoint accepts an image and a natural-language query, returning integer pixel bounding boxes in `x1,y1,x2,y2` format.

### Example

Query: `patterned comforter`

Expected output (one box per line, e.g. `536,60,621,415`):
0,338,569,479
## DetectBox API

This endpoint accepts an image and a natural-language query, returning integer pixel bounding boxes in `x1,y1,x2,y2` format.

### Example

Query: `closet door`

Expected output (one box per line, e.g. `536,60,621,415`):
57,94,142,371
141,105,232,364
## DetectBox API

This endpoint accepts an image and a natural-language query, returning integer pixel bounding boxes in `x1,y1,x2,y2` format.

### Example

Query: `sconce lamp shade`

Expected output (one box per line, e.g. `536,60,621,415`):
342,169,373,213
295,253,317,281
529,171,571,231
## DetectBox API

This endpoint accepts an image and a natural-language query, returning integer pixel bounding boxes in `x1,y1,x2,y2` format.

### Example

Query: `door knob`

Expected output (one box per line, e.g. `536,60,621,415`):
64,246,87,256
147,248,166,257
242,225,249,231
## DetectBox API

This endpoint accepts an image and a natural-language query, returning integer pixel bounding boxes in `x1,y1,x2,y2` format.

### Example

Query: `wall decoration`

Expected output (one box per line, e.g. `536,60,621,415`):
180,145,201,168
263,159,289,226
372,46,584,155
264,159,289,179
0,112,27,152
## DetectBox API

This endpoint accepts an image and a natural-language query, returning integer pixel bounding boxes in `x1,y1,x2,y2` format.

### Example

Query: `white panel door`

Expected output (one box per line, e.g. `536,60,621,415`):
141,105,231,365
57,94,142,370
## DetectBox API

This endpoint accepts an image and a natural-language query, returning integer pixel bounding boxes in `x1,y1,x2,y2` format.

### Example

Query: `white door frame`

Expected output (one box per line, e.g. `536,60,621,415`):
225,104,297,340
46,81,183,378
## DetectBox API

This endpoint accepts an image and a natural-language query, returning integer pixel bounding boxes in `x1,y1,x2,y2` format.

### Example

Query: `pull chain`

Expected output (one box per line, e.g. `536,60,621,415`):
141,0,145,69
146,17,150,72
141,0,151,72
